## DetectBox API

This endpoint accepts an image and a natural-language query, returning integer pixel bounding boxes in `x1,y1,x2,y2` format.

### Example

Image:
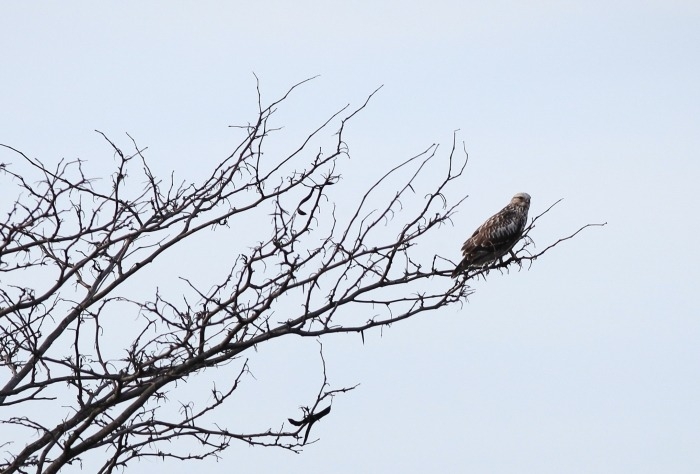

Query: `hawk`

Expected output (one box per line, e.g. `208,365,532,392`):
451,193,531,278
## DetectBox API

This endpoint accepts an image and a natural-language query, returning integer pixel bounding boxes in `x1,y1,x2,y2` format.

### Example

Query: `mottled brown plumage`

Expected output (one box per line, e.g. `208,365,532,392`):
451,193,531,277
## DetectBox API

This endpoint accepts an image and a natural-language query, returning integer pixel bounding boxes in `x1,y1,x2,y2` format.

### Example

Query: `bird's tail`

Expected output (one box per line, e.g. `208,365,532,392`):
451,260,469,278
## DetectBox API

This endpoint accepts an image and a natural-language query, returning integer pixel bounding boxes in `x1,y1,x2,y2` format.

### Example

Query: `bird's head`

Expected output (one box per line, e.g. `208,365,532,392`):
511,192,531,207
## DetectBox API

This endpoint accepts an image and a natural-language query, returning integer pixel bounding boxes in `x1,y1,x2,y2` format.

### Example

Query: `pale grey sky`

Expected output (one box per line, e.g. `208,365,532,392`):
1,1,699,473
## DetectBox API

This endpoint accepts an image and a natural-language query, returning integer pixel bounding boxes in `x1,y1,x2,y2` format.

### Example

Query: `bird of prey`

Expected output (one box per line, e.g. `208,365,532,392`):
451,193,531,278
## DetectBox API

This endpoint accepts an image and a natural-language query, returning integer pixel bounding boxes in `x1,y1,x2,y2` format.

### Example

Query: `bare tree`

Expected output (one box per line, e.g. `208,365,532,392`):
0,79,602,473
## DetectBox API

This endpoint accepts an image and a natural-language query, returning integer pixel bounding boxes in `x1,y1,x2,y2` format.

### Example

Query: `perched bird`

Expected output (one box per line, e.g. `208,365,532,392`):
451,193,531,278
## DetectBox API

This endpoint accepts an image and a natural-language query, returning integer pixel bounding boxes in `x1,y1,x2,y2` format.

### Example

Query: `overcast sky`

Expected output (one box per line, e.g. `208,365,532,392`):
2,1,699,473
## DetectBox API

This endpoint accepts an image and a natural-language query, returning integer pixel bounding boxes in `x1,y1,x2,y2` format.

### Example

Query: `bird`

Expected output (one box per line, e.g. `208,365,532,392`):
451,193,531,278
